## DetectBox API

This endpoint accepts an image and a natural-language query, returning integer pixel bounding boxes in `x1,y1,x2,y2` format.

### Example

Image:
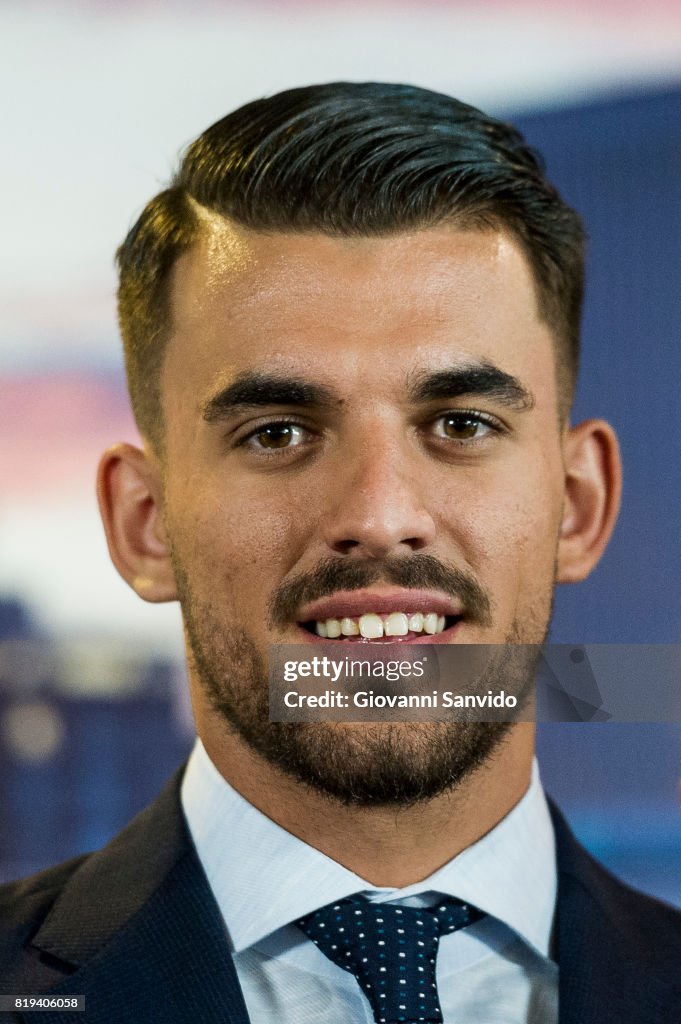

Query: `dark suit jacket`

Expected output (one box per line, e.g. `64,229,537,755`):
1,769,680,1023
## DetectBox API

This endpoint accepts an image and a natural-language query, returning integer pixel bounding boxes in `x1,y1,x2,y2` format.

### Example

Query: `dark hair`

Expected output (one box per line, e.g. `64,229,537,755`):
117,82,584,449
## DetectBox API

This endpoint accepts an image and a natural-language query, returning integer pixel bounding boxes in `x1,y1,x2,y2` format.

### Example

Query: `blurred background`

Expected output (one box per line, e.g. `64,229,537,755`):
0,0,679,904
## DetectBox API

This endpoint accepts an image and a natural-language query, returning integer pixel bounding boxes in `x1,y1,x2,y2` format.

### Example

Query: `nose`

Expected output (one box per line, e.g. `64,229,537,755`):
320,437,437,559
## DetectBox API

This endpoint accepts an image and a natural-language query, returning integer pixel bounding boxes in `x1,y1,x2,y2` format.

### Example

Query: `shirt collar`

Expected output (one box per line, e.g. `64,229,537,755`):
181,739,556,958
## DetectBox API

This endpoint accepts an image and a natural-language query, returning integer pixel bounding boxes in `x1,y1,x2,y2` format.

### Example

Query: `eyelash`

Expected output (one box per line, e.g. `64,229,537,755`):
237,409,505,454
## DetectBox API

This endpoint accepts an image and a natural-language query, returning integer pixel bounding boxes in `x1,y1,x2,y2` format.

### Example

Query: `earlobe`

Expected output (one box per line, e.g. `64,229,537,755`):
557,419,622,584
96,443,178,603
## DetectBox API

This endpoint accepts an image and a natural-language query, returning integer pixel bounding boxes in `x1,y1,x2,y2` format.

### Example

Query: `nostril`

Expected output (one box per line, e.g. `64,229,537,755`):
403,536,430,551
328,536,431,558
332,539,362,555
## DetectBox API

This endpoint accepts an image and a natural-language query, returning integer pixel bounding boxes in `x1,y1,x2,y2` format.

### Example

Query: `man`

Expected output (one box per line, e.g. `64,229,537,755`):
1,82,680,1023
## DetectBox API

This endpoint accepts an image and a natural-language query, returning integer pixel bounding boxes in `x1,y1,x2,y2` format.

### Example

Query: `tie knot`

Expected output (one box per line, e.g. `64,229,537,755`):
296,896,483,1023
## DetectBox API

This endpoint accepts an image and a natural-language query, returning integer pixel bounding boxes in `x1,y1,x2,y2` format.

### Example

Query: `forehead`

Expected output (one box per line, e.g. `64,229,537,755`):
162,220,557,413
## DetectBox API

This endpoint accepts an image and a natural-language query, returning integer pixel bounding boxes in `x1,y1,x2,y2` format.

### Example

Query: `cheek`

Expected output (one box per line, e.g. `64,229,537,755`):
435,459,563,583
166,471,313,607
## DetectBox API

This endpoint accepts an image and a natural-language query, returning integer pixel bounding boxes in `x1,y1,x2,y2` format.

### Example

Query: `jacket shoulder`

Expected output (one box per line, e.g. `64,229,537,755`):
0,856,90,977
551,799,681,977
0,768,189,991
572,849,681,951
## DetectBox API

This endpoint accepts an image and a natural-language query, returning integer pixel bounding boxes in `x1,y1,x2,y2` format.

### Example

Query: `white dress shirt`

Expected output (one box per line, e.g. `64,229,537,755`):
181,739,558,1023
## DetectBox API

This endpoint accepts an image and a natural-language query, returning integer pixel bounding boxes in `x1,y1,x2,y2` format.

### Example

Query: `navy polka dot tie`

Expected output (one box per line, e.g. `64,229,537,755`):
296,896,485,1023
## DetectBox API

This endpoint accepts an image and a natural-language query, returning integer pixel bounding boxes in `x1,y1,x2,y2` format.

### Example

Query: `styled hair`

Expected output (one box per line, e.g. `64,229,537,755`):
117,82,585,449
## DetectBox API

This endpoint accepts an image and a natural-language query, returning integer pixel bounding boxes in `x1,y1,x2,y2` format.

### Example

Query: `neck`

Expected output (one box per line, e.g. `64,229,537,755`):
197,713,535,888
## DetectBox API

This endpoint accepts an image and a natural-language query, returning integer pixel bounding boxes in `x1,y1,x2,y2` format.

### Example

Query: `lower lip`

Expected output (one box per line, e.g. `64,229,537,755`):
293,620,463,645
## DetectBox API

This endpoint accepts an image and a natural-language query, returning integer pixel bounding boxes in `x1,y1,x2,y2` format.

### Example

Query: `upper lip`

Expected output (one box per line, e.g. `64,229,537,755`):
297,588,464,623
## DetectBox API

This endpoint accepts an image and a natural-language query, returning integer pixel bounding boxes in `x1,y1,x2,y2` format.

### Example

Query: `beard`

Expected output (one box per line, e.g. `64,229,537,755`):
175,554,553,808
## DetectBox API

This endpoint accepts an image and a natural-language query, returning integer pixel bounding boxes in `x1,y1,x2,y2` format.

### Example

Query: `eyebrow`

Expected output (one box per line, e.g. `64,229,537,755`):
201,372,339,423
408,362,535,411
201,360,535,423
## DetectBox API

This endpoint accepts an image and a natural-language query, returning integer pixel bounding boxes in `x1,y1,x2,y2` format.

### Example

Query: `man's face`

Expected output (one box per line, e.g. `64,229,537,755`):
159,222,567,803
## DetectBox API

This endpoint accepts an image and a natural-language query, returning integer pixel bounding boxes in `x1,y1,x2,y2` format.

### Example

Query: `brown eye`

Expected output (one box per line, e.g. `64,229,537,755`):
247,423,306,450
443,415,479,439
434,413,492,440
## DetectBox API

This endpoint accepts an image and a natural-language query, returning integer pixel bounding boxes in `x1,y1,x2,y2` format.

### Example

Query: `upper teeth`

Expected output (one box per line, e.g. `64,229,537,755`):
315,612,447,639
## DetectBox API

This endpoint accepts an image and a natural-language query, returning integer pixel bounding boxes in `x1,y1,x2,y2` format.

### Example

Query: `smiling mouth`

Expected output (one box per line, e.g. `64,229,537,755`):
299,612,462,642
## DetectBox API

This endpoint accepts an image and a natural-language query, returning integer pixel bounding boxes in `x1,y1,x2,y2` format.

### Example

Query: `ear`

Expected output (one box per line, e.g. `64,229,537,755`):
557,418,622,584
96,443,178,602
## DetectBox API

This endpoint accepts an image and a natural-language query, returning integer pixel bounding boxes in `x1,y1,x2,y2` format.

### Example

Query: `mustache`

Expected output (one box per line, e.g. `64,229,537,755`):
269,554,492,627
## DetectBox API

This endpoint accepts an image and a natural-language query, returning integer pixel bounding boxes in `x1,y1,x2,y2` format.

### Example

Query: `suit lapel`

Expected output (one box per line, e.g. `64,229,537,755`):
23,771,251,1024
551,802,681,1024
